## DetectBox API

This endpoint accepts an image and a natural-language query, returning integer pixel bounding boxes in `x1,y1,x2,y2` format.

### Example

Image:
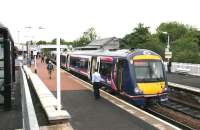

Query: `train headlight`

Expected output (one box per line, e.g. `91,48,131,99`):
162,86,168,92
134,87,143,94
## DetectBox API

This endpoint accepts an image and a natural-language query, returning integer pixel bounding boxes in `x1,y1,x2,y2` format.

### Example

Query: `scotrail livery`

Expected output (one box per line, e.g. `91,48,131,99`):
50,49,168,106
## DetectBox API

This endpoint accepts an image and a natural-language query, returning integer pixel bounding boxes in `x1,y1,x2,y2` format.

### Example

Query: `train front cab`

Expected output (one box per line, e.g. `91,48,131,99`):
128,52,168,106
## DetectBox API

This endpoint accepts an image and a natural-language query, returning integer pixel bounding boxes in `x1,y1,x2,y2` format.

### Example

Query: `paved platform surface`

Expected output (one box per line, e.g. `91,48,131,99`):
167,72,200,88
32,59,158,130
0,70,22,130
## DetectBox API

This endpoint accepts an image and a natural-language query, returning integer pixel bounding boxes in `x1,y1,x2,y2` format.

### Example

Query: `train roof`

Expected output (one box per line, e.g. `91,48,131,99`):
59,49,160,59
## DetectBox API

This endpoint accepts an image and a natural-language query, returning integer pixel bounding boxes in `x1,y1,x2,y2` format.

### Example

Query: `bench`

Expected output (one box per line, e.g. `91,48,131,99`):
175,68,190,74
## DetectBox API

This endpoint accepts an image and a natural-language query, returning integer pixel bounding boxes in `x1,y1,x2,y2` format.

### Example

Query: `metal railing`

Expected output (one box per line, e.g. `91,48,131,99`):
20,67,39,130
164,62,200,76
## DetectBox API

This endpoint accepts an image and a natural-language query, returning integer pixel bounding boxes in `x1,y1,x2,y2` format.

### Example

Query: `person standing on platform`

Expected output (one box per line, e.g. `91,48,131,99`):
47,60,54,79
92,69,102,99
167,60,172,73
41,55,44,63
28,57,32,67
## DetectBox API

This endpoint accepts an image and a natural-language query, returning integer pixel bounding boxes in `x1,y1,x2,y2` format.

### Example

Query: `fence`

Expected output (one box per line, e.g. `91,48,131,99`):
164,62,200,76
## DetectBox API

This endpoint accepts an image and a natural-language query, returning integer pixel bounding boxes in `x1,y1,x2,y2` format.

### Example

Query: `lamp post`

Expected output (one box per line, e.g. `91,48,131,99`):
162,31,172,73
162,32,170,51
57,37,61,110
34,26,46,73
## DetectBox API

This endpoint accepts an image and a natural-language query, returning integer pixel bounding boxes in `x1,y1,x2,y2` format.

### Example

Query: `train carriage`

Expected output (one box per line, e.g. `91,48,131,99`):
58,49,168,106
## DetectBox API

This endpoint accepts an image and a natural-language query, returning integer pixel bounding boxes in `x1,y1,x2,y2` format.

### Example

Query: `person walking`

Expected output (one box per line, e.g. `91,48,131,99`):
41,55,44,63
92,69,102,99
28,57,32,67
47,60,54,79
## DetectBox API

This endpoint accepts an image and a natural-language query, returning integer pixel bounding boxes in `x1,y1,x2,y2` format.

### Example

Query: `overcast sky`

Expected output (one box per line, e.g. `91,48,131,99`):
1,0,200,43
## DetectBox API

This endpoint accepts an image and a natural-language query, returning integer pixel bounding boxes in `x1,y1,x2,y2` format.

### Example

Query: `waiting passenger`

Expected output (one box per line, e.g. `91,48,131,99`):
167,60,172,73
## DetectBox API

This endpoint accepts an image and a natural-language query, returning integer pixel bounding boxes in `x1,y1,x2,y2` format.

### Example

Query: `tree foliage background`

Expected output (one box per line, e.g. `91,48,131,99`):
36,22,200,64
123,22,200,63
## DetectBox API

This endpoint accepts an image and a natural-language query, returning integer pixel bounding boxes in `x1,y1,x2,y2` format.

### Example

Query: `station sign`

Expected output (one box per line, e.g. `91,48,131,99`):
165,51,172,59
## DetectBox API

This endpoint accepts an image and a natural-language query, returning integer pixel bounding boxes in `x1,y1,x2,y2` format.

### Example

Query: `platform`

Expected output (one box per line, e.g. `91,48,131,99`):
167,72,200,89
30,59,160,130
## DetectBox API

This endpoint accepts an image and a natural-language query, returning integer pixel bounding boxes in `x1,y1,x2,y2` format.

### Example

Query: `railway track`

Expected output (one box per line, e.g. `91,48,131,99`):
163,98,200,119
147,108,195,130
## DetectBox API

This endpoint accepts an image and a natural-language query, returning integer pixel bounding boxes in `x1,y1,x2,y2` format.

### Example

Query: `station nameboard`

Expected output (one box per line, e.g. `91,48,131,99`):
165,51,172,59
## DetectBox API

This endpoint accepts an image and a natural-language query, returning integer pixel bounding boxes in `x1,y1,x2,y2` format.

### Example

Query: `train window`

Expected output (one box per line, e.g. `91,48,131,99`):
0,69,3,78
0,79,3,88
0,40,3,59
0,61,3,68
99,62,112,82
70,57,79,67
70,57,88,71
60,55,65,62
133,60,164,82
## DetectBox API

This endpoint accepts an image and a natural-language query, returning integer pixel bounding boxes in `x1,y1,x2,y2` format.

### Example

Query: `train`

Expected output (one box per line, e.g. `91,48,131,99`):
50,48,168,106
0,23,15,110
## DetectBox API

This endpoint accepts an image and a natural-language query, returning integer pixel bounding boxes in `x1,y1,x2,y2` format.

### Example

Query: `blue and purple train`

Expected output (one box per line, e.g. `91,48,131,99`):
50,49,168,106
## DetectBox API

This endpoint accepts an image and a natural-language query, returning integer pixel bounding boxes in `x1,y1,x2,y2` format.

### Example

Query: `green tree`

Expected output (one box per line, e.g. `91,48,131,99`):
156,22,200,63
123,23,151,48
123,23,164,56
36,40,47,45
157,22,188,42
73,27,97,47
171,37,200,63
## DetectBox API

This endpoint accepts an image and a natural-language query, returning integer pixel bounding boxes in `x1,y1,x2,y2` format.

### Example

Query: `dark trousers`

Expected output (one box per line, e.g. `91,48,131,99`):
93,82,100,99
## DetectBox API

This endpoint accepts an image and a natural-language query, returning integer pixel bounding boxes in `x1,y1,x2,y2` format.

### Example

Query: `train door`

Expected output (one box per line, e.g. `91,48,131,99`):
87,57,91,79
66,55,70,71
115,59,130,92
97,57,100,72
90,56,97,79
116,59,124,92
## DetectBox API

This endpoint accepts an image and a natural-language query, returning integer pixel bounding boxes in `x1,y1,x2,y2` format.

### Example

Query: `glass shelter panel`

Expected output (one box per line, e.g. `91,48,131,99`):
0,34,4,87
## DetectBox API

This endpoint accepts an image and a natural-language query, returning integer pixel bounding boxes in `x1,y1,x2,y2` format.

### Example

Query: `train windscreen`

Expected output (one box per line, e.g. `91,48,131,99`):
133,60,164,83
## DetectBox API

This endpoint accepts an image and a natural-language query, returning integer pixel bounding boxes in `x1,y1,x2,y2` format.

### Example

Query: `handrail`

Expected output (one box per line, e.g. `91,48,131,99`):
20,66,39,130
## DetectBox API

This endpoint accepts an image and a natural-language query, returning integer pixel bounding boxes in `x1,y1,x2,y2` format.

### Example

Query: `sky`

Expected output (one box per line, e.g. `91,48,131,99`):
1,0,200,44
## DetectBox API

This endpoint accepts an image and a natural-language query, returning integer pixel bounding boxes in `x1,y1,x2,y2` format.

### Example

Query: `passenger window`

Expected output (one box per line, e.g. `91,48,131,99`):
0,44,3,59
0,37,4,86
99,62,112,83
79,58,88,72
